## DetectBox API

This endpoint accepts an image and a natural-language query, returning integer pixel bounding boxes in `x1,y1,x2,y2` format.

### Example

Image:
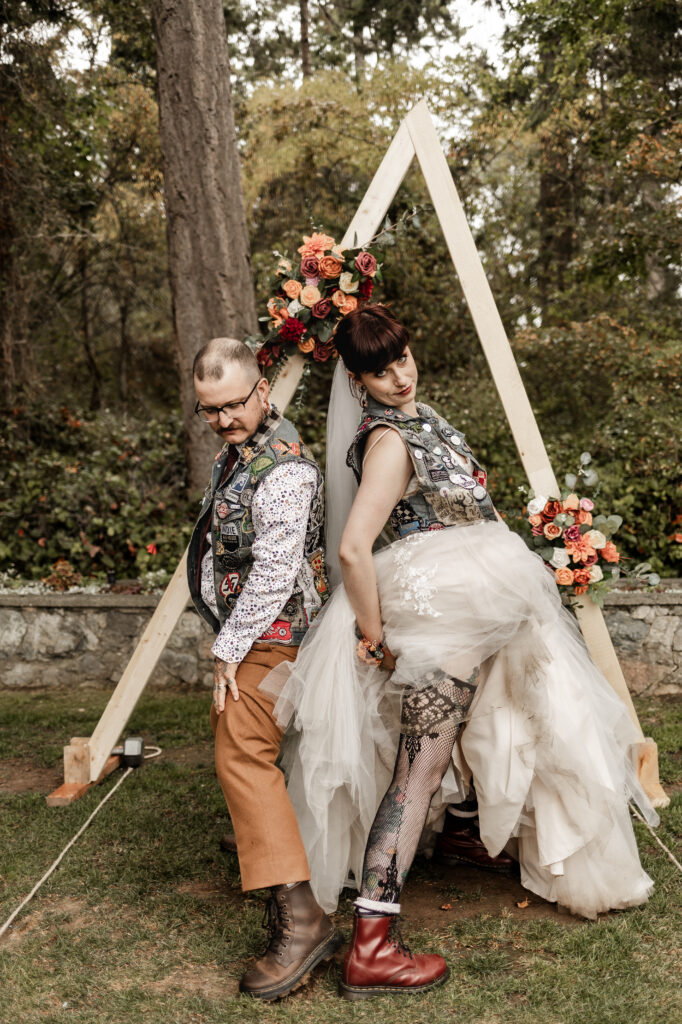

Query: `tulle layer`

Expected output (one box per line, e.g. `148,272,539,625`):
262,521,657,918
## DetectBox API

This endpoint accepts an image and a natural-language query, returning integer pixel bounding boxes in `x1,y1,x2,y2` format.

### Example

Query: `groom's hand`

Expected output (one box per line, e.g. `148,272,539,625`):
213,657,240,713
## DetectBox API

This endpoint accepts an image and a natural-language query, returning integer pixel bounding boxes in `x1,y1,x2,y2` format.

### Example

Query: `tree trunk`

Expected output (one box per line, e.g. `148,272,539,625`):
151,0,258,492
300,0,311,77
80,249,102,412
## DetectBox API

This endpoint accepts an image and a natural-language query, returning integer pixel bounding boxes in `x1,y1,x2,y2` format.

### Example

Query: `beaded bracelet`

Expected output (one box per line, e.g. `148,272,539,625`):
356,636,386,665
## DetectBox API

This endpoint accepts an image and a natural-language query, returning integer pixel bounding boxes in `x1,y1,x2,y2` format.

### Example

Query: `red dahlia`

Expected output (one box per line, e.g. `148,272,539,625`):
279,317,306,343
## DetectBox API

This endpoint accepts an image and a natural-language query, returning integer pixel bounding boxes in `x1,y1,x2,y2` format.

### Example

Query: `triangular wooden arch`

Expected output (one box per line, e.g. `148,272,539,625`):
50,101,668,808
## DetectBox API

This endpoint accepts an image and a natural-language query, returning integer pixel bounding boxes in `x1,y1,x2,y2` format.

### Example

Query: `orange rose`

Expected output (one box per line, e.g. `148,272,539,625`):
267,296,288,322
282,279,302,299
529,514,543,526
574,510,593,526
331,289,346,308
544,523,562,539
299,285,322,308
540,500,564,523
573,585,588,595
298,338,315,353
555,568,574,586
562,493,580,511
339,294,358,315
573,568,591,588
297,232,335,257
318,255,344,279
601,541,620,563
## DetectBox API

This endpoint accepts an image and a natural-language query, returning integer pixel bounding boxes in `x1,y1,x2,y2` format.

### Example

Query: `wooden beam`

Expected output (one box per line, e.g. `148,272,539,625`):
86,550,190,781
404,100,667,807
47,755,120,807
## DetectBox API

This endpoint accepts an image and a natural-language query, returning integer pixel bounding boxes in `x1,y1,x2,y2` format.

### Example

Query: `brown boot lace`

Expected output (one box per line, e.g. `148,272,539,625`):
387,917,414,960
261,893,293,959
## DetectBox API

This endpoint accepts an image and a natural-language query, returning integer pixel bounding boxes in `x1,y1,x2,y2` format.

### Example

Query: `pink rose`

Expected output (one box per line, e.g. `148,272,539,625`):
563,525,581,543
580,497,594,511
300,254,320,278
311,298,333,319
354,251,377,277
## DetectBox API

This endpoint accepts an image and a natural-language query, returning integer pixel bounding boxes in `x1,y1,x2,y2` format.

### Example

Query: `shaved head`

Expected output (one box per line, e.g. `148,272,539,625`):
193,337,261,383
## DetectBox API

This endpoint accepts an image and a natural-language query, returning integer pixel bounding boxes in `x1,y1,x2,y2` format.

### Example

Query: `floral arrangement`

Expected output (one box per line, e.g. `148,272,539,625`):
253,231,382,370
523,454,660,605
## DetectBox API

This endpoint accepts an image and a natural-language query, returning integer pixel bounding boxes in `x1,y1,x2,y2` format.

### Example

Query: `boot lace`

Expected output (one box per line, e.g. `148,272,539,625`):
261,893,293,958
388,917,414,959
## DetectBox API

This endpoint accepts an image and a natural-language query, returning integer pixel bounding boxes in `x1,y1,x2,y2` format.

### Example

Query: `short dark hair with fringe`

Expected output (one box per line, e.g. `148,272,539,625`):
333,304,409,375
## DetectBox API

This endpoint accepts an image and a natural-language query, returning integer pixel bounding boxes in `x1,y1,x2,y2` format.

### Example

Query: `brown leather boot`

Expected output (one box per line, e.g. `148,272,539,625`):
339,913,449,1000
239,882,340,1001
435,816,516,874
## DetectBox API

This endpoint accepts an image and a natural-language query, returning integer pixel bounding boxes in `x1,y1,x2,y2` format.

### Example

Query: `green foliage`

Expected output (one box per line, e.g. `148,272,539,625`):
0,406,194,581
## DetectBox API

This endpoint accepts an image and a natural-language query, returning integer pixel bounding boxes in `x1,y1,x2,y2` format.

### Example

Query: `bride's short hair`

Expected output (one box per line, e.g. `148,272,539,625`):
334,304,409,375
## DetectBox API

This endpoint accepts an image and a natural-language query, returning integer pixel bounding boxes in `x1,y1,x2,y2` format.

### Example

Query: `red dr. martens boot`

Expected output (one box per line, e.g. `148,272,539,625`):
339,913,449,1000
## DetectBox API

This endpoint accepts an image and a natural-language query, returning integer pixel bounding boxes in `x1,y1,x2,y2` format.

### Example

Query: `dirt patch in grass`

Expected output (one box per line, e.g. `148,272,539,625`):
0,895,92,948
401,859,583,928
150,965,237,1000
0,758,62,795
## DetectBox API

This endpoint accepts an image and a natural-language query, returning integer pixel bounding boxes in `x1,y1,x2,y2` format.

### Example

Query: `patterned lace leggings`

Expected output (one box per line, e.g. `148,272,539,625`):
359,669,478,906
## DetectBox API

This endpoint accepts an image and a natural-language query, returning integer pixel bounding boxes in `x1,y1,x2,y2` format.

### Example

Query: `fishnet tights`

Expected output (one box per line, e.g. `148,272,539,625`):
360,671,477,905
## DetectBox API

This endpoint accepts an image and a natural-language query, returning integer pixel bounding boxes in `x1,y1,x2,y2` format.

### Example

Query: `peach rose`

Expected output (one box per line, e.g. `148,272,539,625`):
574,510,593,526
318,255,344,279
298,338,315,353
297,232,335,257
276,257,292,276
562,493,580,511
338,294,358,315
528,513,543,526
544,523,562,539
573,585,589,595
555,568,574,586
601,541,620,563
331,289,346,308
282,279,302,299
299,285,322,308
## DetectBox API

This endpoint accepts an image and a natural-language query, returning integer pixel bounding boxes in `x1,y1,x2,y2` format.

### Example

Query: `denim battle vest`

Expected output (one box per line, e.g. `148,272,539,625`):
347,397,497,537
188,406,329,646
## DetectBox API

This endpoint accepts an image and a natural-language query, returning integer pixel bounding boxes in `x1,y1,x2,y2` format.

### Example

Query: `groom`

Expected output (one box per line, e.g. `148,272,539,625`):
187,337,337,1000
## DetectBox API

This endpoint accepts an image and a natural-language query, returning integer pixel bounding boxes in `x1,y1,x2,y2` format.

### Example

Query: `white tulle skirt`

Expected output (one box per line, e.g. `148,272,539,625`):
262,520,657,919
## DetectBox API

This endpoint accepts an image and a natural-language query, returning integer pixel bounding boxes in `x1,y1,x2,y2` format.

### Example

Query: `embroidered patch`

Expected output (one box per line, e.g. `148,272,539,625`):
260,619,293,643
219,571,241,597
216,501,230,519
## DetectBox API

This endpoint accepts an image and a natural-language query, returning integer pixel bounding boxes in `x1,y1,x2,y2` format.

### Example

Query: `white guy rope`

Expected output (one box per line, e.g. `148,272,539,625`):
630,804,682,874
0,746,163,940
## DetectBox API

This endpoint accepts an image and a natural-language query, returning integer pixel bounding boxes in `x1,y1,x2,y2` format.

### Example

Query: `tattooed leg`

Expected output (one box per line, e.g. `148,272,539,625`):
359,671,478,906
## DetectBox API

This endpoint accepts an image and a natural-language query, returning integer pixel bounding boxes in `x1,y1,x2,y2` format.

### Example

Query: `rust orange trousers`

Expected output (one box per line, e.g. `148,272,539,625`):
210,642,310,891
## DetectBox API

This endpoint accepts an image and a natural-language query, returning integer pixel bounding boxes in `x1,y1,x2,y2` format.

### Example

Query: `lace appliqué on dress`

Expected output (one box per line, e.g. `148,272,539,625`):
392,534,442,618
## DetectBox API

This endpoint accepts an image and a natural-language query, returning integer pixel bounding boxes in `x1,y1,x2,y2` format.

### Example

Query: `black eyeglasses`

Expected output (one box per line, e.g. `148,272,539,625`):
194,379,260,423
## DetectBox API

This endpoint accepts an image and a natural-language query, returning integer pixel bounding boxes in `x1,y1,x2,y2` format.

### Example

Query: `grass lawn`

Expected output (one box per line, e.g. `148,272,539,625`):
0,688,680,1024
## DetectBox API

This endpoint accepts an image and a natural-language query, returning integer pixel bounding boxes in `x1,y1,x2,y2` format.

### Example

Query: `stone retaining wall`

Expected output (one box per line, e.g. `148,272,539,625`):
1,583,681,695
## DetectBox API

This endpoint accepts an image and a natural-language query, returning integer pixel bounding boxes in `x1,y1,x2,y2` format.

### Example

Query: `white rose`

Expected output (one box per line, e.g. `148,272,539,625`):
287,299,303,315
527,496,547,516
549,548,571,569
589,564,604,582
585,529,607,549
339,272,359,294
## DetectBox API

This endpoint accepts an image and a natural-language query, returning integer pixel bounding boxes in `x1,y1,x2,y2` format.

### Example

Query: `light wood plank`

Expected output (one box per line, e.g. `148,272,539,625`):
87,551,190,780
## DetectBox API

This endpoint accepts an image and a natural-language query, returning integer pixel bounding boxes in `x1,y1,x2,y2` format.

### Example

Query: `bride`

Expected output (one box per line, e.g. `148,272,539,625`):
262,303,657,1000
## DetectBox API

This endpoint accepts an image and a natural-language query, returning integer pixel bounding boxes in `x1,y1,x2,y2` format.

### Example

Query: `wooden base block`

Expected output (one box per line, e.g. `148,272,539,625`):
637,738,671,809
46,754,121,807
